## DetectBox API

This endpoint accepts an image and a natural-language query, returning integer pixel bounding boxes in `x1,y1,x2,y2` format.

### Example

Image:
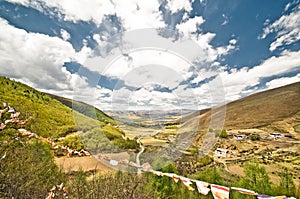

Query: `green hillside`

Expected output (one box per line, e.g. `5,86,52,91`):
0,76,139,151
0,76,98,138
47,93,117,126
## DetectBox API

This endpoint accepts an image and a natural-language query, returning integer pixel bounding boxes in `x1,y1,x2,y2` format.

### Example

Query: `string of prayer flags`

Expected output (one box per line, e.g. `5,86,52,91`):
195,180,210,195
129,161,139,167
211,184,230,199
119,159,129,165
162,173,180,183
172,174,180,183
231,187,257,195
141,162,152,171
152,170,163,176
180,176,195,191
257,195,294,199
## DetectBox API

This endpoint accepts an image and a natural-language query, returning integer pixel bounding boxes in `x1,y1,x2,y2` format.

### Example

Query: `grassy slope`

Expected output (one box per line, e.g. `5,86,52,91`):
0,77,115,138
47,93,117,126
0,76,139,151
181,82,300,133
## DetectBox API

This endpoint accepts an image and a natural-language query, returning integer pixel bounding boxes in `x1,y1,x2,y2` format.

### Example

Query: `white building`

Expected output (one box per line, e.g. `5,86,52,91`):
214,148,229,158
270,133,284,139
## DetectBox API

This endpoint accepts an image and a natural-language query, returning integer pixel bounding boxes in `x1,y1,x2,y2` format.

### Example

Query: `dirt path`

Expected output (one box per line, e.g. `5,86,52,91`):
55,156,111,173
136,137,145,174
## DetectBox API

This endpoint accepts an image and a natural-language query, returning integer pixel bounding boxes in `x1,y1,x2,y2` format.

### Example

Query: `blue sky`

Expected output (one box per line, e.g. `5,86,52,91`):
0,0,299,110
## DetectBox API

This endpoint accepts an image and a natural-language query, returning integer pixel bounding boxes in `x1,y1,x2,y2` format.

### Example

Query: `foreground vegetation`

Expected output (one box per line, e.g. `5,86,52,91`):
1,130,299,199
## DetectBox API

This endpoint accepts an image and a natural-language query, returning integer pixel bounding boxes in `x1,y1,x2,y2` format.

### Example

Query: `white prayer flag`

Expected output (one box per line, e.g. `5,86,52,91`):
231,187,257,195
195,180,210,195
180,176,195,191
211,184,230,199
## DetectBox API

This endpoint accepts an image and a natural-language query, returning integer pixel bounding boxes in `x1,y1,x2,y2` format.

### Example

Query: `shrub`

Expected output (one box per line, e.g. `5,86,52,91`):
220,129,229,138
249,134,260,141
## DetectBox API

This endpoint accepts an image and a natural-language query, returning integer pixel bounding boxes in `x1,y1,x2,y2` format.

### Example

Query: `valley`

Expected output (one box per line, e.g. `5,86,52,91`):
0,77,299,198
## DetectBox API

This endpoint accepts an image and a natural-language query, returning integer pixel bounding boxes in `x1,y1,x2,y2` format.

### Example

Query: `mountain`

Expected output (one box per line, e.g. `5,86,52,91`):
0,76,120,138
47,93,117,126
181,82,300,137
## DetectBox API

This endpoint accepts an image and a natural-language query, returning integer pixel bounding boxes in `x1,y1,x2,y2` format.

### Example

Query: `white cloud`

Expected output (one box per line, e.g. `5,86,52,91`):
6,0,165,30
6,0,115,25
229,39,237,45
221,14,229,26
166,0,194,14
266,73,300,89
261,4,300,51
112,0,165,30
0,18,90,93
60,29,70,41
176,17,237,64
218,50,300,101
176,16,205,36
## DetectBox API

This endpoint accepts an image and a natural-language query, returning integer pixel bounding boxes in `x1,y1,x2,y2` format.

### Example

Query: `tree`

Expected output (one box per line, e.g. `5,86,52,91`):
238,161,271,194
277,167,295,196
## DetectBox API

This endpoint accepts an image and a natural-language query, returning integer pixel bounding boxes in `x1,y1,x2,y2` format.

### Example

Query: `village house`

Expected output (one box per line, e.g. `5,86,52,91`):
270,133,284,139
233,134,247,141
214,148,229,158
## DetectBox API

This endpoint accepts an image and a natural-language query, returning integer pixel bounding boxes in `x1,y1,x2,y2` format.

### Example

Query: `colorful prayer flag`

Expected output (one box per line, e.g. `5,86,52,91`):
162,173,180,183
180,176,195,191
231,187,257,195
211,184,230,199
195,180,210,195
257,195,289,199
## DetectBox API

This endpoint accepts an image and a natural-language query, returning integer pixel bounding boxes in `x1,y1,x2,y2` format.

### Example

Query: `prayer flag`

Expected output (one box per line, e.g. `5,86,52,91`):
257,195,289,199
195,180,210,195
211,184,230,199
180,176,195,191
231,187,257,195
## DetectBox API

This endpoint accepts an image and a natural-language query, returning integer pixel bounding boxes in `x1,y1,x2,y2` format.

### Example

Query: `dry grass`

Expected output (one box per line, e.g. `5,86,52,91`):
55,156,111,173
140,137,167,146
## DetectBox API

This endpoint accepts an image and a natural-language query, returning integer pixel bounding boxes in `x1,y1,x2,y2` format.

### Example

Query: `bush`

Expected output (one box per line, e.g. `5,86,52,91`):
249,134,260,141
59,134,84,151
220,129,229,138
0,135,64,199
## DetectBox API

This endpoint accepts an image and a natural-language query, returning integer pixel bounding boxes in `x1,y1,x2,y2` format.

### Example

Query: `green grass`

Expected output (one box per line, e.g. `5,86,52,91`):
0,76,138,150
47,93,117,125
0,76,100,138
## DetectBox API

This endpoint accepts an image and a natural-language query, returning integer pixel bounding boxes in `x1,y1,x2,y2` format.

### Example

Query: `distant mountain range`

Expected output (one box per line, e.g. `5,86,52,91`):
1,76,299,139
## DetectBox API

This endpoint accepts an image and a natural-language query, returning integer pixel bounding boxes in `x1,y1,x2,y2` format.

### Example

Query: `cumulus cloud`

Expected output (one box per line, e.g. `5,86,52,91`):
6,0,165,30
112,0,165,30
0,18,90,95
218,50,300,101
176,16,205,36
261,3,300,51
166,0,194,14
175,17,237,64
60,29,70,41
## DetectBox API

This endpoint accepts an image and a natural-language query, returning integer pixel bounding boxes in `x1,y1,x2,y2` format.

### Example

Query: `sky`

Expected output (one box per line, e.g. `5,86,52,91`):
0,0,299,111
